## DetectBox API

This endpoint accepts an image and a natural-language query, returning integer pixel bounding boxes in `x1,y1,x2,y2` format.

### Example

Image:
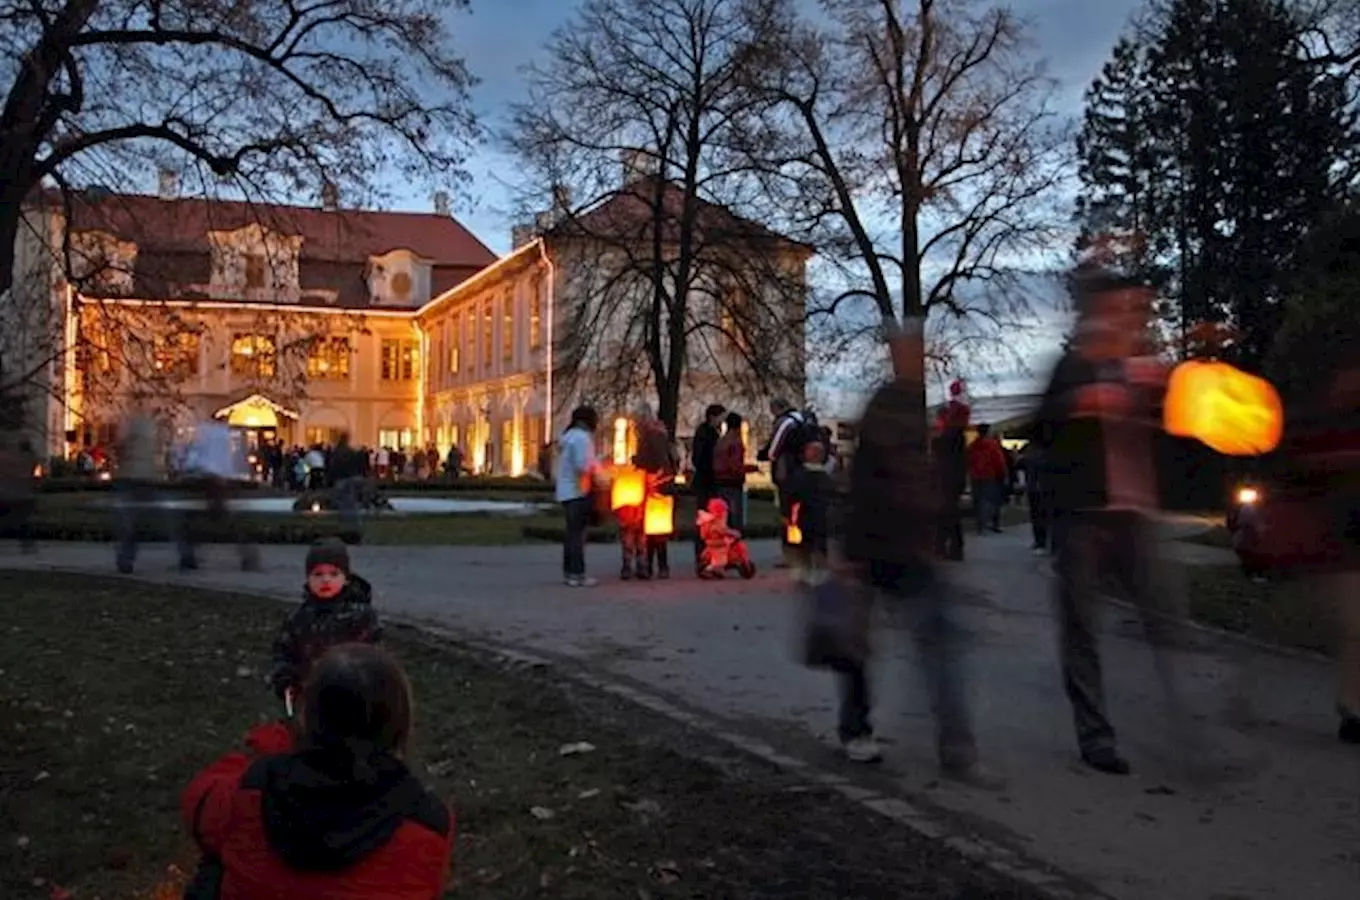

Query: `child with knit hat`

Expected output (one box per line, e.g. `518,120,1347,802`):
269,538,381,706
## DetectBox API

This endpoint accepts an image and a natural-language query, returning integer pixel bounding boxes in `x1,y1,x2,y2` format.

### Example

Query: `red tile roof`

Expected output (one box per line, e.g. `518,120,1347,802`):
42,189,496,266
550,177,811,253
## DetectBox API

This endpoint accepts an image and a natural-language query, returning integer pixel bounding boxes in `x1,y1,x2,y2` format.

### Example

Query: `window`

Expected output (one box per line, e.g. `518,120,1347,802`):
612,417,629,465
378,428,413,450
529,279,543,348
305,426,344,447
500,419,515,472
502,296,514,365
307,337,350,379
244,254,267,289
152,332,200,378
448,316,461,375
231,333,276,378
481,300,493,368
380,338,418,381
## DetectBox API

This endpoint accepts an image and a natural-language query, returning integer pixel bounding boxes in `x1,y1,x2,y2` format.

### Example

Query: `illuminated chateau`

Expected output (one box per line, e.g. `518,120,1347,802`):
4,168,807,473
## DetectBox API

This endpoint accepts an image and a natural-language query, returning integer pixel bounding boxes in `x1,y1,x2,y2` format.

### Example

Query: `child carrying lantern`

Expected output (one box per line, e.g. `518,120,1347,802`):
786,441,835,578
696,497,757,579
615,405,678,580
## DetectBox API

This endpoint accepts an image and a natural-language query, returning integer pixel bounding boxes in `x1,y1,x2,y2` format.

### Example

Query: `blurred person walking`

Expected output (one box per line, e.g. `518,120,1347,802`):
114,401,181,573
966,423,1008,534
181,418,260,571
1036,264,1190,776
839,320,1000,787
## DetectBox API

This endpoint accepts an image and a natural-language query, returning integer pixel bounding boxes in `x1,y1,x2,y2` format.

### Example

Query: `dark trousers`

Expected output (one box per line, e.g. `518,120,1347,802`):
934,493,964,560
1052,509,1181,756
1028,488,1050,549
973,479,1002,532
836,559,977,767
561,497,589,576
717,486,745,530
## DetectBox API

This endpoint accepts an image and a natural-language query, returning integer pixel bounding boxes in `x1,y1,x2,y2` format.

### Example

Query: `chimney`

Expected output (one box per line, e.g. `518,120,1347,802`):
551,184,572,214
511,224,534,249
620,148,656,185
157,167,180,199
320,181,339,210
433,191,450,216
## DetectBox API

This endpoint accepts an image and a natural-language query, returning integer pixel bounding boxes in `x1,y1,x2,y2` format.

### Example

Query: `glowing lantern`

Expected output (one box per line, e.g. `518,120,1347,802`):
1163,360,1284,456
787,502,803,545
643,494,674,536
611,466,645,510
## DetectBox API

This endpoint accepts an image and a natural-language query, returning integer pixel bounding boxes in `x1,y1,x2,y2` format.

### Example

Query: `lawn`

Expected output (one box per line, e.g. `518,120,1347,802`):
0,573,1050,900
1186,564,1335,656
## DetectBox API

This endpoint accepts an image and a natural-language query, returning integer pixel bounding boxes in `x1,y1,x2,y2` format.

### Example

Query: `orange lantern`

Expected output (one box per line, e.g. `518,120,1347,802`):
643,494,674,536
610,465,645,510
1163,360,1284,456
787,502,803,545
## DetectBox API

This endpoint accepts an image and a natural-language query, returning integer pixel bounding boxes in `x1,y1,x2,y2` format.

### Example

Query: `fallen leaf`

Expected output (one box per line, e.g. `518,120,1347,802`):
652,861,681,884
33,770,50,783
559,741,596,757
529,806,555,821
235,666,253,678
577,788,601,800
15,835,30,848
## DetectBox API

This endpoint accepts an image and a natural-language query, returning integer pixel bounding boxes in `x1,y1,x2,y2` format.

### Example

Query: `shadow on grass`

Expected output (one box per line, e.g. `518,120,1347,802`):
0,572,1054,900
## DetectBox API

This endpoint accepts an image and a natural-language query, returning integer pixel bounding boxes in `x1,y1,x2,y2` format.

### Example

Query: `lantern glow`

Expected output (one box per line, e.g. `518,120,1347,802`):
787,502,803,545
643,494,674,536
1164,360,1284,456
611,466,645,510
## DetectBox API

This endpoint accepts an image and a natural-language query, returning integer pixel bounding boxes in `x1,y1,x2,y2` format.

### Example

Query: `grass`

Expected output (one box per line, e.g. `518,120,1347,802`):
0,572,1052,900
1186,564,1335,656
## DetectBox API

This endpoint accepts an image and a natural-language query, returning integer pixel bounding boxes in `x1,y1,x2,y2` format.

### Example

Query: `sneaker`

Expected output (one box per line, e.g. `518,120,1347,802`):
620,565,633,581
565,576,598,588
657,566,670,580
1081,747,1131,775
842,736,883,763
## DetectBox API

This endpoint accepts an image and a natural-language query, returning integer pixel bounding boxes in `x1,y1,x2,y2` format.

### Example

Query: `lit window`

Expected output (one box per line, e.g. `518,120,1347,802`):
503,297,514,365
529,279,543,348
231,333,276,378
380,338,418,381
449,316,460,375
378,428,414,449
612,417,629,465
307,337,350,380
152,332,200,378
482,300,493,368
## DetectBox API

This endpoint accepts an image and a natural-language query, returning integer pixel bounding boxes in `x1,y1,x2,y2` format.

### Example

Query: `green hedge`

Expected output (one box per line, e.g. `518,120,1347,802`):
36,477,271,494
1,513,358,545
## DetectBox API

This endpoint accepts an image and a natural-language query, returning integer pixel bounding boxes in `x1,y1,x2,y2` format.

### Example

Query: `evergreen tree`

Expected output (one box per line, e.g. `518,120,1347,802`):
1075,0,1357,366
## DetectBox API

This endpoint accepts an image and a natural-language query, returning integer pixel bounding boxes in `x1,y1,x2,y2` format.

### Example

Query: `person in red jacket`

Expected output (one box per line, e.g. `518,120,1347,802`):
180,643,453,899
966,423,1009,534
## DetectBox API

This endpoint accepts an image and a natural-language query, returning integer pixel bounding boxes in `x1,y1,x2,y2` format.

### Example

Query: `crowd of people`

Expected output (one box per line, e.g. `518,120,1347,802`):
253,440,466,491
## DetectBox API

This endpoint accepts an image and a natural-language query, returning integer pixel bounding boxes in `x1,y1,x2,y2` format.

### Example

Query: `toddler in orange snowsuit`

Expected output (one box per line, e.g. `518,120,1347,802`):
697,497,756,579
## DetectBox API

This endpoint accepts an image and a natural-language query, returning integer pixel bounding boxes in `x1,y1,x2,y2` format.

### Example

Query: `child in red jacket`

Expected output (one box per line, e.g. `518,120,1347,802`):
182,644,453,900
696,497,756,579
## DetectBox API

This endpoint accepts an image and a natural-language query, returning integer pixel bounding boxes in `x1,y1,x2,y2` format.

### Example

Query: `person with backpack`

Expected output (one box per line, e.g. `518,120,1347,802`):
758,399,818,568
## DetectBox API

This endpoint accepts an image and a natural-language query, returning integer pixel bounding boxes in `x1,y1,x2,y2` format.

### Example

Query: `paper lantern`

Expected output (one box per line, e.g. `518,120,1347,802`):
643,494,674,535
787,502,803,545
611,466,645,510
1164,360,1284,456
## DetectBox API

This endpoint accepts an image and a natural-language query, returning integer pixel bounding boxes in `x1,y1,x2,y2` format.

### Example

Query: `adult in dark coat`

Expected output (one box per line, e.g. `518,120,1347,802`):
689,404,726,570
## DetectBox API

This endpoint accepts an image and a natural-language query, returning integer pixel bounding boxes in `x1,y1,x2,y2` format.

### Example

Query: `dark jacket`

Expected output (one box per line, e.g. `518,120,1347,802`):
1035,351,1158,514
181,722,452,900
690,422,721,493
713,431,748,487
786,463,835,555
270,576,381,698
844,380,938,567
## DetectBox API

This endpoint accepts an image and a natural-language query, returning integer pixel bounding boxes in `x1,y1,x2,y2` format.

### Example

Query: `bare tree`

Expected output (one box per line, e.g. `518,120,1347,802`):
750,0,1070,420
507,0,810,435
0,0,479,389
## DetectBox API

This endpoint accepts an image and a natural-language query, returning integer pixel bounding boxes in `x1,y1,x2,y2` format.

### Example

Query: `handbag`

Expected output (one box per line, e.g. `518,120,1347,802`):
800,572,869,669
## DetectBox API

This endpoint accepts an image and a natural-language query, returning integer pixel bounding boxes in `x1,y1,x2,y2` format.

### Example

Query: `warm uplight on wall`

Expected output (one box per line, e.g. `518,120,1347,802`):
414,323,428,445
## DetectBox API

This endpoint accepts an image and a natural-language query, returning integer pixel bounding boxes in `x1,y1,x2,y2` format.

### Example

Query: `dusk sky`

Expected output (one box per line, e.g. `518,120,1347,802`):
430,0,1145,253
414,0,1148,410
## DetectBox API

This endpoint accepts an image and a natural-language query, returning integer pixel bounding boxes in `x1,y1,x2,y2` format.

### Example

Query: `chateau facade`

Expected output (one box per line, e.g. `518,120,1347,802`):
3,171,808,473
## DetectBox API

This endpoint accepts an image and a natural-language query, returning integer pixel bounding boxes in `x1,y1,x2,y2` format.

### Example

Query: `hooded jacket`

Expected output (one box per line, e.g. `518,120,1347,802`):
182,722,453,900
270,575,381,699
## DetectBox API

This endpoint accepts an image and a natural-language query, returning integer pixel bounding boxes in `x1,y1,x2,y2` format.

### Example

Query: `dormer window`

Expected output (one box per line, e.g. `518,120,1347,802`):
368,250,431,306
207,225,303,300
